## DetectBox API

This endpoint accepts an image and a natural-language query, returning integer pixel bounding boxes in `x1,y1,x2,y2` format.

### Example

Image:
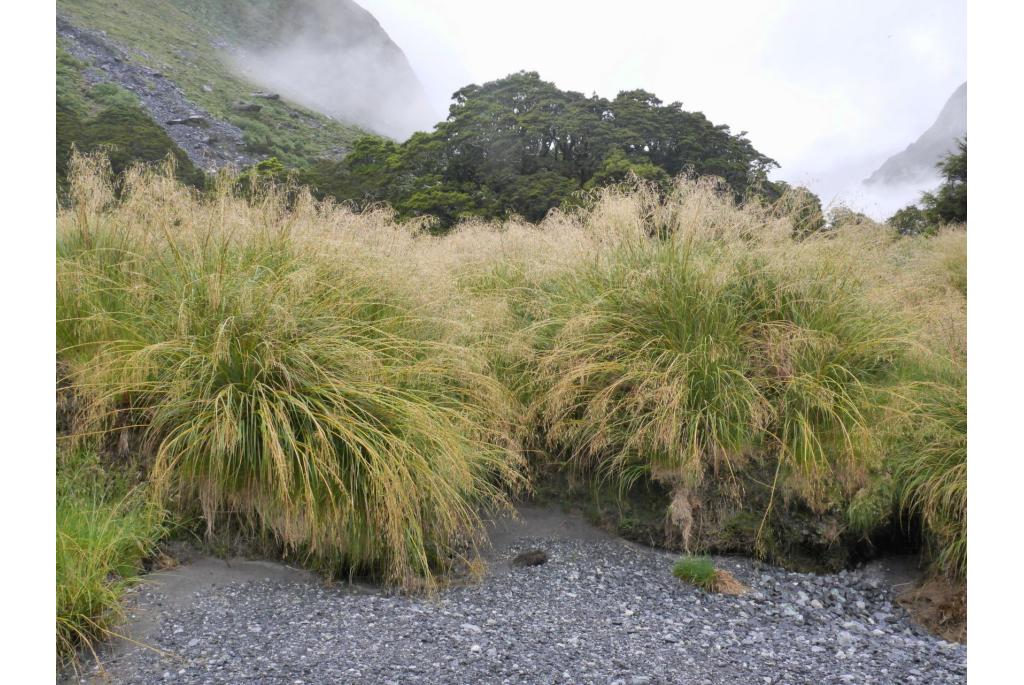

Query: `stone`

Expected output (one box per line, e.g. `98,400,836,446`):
512,549,548,567
166,115,208,127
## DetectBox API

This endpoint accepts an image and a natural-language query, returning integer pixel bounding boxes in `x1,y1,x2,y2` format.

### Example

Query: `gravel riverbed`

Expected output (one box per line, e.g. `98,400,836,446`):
67,508,966,684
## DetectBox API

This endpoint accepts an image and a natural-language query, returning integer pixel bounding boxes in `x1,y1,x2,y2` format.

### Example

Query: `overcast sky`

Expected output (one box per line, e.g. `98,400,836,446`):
358,0,966,216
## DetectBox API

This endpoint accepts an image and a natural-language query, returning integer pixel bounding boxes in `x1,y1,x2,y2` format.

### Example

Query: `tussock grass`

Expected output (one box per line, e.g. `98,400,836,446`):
673,555,716,588
57,450,166,665
58,155,523,589
57,154,966,592
885,363,966,580
529,236,904,509
672,555,747,595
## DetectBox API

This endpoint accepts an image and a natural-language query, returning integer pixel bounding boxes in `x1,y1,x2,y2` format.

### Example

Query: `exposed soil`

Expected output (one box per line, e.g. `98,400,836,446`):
898,576,967,644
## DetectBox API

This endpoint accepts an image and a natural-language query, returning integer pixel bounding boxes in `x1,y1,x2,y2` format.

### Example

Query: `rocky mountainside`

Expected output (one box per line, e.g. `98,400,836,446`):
866,82,966,186
57,16,258,170
56,0,432,172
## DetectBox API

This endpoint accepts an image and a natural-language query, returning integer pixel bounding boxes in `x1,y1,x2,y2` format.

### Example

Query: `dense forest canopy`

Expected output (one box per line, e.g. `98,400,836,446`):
297,71,781,226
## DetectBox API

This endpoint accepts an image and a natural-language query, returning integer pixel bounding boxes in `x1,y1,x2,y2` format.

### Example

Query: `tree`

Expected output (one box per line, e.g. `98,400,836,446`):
887,205,929,236
922,139,967,226
583,149,670,190
886,140,967,235
301,72,779,229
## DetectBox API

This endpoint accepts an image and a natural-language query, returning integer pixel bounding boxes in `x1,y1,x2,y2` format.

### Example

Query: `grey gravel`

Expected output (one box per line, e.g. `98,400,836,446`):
66,509,966,684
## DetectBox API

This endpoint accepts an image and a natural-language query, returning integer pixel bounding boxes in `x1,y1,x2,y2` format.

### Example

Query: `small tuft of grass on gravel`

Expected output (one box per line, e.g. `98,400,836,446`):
673,555,748,595
57,450,167,666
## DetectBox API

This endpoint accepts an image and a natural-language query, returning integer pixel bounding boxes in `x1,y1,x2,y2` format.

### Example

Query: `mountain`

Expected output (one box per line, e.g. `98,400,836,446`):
865,82,966,186
56,0,433,173
224,0,437,139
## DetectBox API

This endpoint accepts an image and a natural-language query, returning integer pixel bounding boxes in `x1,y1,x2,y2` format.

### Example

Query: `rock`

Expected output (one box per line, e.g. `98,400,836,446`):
460,623,482,634
511,549,548,567
252,91,281,100
166,115,208,128
232,101,262,113
201,84,213,93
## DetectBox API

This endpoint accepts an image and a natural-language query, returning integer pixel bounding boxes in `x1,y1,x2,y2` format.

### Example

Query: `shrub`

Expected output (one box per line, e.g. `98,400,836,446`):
56,103,205,194
773,184,825,238
890,368,966,579
470,181,962,574
56,153,966,592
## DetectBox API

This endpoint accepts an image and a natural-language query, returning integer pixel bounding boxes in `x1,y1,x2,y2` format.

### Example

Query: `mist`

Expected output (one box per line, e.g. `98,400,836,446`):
783,152,942,221
221,0,962,217
358,0,965,214
227,0,437,141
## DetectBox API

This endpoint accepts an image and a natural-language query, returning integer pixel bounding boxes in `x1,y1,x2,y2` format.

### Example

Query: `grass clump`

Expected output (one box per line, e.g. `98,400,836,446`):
56,152,966,598
58,155,523,590
529,184,906,521
673,555,747,595
673,555,716,588
57,450,166,665
886,367,966,580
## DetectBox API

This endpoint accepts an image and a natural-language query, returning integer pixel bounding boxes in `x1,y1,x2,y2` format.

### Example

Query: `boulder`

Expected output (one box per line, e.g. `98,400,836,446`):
166,115,208,128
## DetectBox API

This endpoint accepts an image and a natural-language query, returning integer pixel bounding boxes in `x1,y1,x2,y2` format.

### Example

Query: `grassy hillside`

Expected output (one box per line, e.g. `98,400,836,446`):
57,0,366,166
57,45,205,194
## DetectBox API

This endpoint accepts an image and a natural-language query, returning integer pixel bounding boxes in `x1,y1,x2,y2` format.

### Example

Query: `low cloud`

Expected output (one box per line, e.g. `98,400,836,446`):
227,0,437,140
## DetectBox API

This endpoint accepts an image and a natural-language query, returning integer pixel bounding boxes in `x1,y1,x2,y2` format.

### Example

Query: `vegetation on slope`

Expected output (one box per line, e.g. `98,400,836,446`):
57,0,365,166
57,46,204,195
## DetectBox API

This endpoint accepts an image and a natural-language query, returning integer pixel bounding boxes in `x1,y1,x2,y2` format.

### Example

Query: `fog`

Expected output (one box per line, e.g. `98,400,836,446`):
222,0,964,218
227,0,437,140
359,0,966,218
783,149,943,220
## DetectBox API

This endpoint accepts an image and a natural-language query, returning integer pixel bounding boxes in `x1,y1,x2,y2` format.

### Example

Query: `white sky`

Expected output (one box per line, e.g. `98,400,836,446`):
358,0,966,216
